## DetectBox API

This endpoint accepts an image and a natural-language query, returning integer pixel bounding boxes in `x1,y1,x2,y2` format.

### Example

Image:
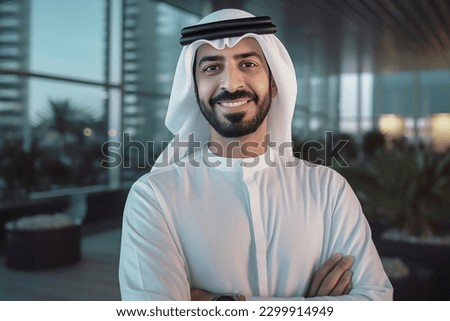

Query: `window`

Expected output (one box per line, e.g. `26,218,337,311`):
0,0,199,205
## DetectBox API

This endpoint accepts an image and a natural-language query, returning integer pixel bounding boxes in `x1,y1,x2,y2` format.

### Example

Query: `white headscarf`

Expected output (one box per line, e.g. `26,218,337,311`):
153,9,297,169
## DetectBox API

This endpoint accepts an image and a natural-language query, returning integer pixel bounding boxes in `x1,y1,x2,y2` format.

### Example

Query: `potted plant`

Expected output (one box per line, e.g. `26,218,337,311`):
4,213,81,270
339,143,450,299
350,147,450,238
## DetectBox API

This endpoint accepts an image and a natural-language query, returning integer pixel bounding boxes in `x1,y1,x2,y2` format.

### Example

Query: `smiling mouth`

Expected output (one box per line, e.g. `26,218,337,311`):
217,100,251,108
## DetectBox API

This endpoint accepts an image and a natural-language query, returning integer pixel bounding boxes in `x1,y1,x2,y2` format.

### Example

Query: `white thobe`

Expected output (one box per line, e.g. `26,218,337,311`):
119,147,393,300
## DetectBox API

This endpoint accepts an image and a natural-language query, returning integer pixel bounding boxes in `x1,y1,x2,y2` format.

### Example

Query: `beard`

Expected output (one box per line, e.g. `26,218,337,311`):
196,89,272,138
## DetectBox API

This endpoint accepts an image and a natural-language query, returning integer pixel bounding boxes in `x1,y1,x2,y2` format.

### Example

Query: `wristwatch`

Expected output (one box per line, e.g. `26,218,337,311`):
212,293,246,301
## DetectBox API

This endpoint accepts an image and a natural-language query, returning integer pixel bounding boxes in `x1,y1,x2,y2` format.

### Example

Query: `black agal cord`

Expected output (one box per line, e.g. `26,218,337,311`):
180,16,277,46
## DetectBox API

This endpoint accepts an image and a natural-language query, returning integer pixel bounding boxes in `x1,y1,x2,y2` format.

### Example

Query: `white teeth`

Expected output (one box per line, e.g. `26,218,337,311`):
219,100,249,108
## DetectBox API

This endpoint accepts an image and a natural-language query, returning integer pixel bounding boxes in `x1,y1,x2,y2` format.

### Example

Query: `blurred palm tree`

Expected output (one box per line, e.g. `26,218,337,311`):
35,99,100,144
34,99,107,187
0,99,108,202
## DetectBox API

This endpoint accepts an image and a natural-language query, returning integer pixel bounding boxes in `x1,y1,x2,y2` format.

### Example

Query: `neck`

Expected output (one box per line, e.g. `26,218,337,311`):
208,119,268,158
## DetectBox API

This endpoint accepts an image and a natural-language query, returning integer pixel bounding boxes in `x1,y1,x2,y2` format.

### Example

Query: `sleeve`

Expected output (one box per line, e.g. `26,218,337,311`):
119,179,191,300
247,172,393,301
317,177,393,300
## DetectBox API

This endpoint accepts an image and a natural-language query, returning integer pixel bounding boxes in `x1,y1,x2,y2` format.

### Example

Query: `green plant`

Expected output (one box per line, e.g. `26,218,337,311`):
362,130,386,158
342,148,450,237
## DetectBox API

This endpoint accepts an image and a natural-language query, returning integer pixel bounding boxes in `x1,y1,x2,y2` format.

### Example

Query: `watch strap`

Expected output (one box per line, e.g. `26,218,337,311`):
212,293,246,301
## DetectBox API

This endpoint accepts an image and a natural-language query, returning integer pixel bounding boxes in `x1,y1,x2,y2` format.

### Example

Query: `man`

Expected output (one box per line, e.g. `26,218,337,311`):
119,9,393,301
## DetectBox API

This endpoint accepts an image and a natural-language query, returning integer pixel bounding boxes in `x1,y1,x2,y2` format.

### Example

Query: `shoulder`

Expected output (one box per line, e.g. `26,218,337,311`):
273,150,347,187
301,160,347,184
130,149,206,195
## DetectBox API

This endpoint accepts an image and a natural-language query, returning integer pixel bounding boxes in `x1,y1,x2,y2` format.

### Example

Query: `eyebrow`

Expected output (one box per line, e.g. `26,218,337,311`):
197,51,264,67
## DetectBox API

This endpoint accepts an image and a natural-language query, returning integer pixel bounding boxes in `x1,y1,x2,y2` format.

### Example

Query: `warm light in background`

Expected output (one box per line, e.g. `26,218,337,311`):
378,114,406,139
431,113,450,153
108,128,117,137
83,128,93,137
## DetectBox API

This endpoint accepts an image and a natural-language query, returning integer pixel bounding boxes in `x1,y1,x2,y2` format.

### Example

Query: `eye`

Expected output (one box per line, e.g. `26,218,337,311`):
241,61,258,68
203,64,221,72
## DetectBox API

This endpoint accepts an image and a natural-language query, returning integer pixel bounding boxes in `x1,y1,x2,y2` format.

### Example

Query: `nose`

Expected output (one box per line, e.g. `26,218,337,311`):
220,65,244,93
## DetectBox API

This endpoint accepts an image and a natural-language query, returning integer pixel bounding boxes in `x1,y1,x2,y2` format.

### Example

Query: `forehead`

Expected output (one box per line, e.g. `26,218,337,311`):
195,37,265,62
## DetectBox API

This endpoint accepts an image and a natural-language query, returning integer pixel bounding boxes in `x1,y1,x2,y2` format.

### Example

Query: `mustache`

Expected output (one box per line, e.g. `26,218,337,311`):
209,90,258,106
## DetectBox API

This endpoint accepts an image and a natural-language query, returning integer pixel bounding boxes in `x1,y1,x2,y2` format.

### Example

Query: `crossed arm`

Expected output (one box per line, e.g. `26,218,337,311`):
191,254,354,300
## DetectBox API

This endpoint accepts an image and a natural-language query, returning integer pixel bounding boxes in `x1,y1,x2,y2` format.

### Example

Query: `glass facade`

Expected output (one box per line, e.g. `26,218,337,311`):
0,0,30,145
120,0,198,182
0,0,199,204
0,0,449,207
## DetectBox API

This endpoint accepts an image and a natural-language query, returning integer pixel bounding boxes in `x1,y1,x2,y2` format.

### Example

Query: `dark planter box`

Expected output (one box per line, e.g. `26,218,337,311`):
5,224,81,270
0,196,70,253
375,238,450,300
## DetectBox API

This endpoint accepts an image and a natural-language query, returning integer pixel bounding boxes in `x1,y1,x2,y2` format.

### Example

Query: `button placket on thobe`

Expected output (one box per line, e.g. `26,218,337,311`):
241,162,269,297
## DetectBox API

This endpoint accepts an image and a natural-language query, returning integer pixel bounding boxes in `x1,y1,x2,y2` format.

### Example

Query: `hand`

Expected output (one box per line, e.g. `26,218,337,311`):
306,253,354,297
190,288,216,301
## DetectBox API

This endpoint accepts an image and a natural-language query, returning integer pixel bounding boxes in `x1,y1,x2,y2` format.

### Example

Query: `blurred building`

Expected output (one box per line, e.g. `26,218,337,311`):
121,0,198,180
0,0,30,147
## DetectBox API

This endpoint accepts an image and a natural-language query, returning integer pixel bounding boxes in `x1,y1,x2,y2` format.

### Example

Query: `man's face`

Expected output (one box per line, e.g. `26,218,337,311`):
194,37,276,138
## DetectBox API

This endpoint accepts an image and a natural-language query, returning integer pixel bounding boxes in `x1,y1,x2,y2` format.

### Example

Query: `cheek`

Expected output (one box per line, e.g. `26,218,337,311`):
196,82,209,100
196,79,216,100
253,76,270,93
256,82,268,91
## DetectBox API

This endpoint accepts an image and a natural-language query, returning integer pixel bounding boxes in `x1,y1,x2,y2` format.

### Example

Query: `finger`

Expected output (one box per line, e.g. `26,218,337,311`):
316,255,354,296
345,282,353,295
307,253,343,297
190,288,202,301
317,256,353,295
330,270,352,296
190,288,215,301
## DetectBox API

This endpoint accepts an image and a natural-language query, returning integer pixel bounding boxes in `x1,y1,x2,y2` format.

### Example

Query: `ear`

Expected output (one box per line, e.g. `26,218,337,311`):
270,77,278,97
